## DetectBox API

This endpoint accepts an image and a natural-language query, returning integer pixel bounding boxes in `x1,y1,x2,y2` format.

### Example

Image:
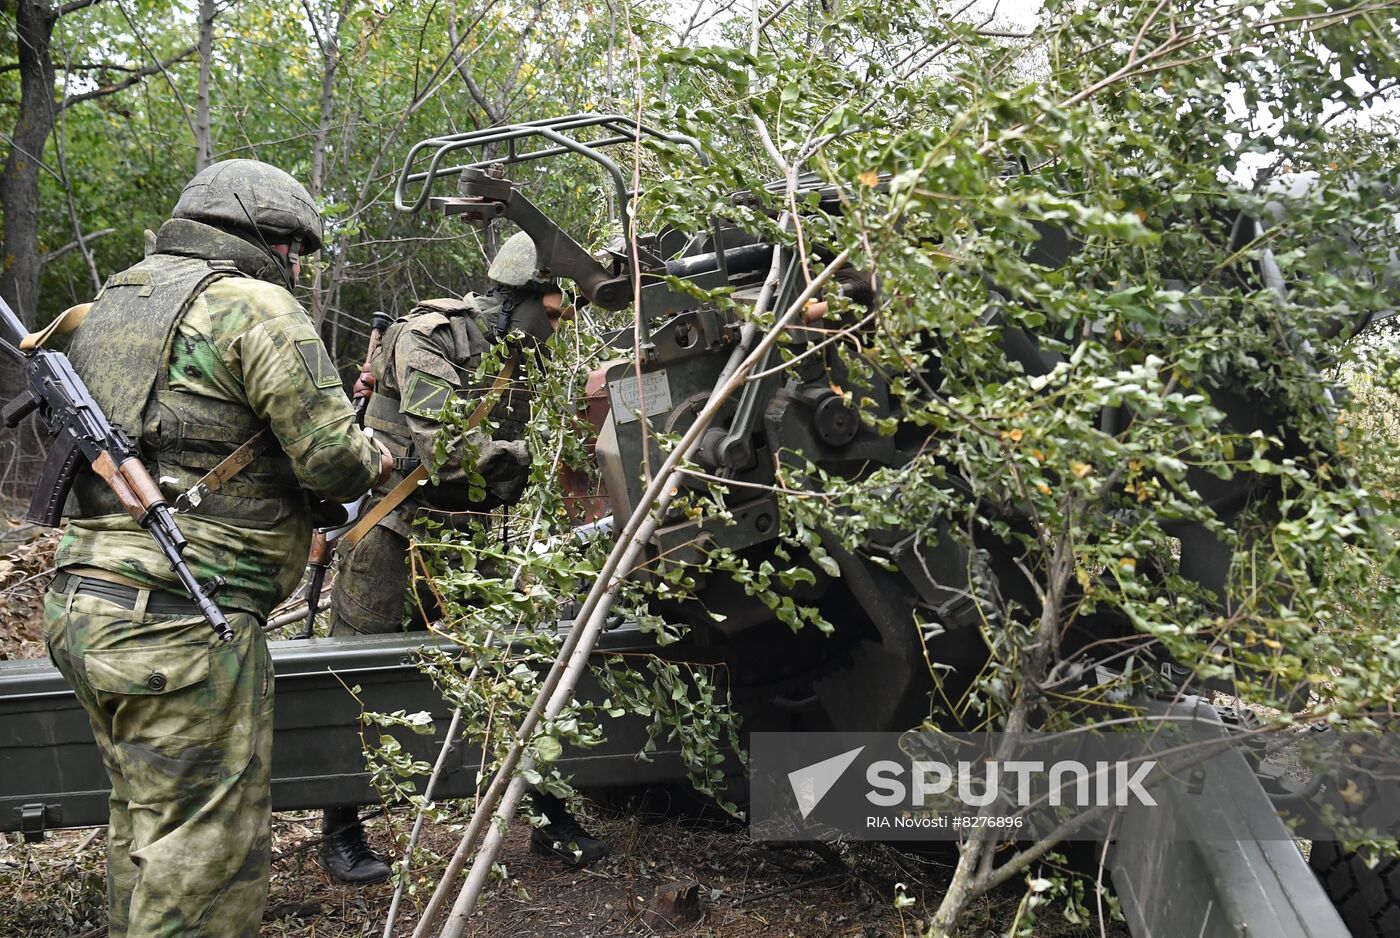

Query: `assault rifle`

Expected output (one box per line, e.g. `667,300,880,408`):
0,297,234,642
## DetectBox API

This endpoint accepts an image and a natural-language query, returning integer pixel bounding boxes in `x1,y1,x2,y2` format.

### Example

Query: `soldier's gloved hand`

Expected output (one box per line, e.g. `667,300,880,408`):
475,440,531,506
353,369,376,401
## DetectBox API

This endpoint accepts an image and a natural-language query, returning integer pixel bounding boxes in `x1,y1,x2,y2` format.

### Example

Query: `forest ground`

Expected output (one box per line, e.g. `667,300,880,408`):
0,513,1125,938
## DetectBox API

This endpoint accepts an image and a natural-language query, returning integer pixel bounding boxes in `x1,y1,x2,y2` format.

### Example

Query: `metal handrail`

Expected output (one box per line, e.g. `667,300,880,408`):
395,113,707,246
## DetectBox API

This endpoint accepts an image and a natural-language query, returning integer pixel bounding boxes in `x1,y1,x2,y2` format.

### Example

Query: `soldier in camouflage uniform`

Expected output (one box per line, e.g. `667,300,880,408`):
320,231,610,884
42,160,393,937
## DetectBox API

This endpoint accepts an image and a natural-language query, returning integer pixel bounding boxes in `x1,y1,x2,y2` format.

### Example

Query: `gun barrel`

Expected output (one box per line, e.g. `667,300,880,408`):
0,297,28,347
147,512,233,642
665,243,774,281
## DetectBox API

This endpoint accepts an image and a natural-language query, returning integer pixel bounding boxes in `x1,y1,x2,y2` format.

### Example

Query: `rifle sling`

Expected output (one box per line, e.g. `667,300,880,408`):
20,303,92,351
175,426,275,512
336,355,516,555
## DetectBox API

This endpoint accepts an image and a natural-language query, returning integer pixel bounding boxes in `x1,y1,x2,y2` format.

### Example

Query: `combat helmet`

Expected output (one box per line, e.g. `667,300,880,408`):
487,232,556,293
173,159,323,253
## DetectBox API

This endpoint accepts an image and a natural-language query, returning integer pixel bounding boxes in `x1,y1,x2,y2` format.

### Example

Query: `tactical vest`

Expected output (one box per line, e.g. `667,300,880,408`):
68,231,298,526
363,295,530,457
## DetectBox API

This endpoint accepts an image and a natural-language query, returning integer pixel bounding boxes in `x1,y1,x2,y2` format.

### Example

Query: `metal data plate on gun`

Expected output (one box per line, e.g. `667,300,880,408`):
596,308,733,522
608,369,673,425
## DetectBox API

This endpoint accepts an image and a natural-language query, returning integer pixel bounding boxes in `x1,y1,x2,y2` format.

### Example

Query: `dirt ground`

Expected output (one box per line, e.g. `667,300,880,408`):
0,519,1125,938
0,518,60,662
3,805,1125,938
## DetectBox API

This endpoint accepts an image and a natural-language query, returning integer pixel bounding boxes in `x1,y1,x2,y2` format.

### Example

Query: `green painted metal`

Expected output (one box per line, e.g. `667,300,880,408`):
1109,698,1351,938
0,627,691,836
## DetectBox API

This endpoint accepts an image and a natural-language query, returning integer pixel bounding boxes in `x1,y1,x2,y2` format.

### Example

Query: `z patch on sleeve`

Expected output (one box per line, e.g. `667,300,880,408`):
403,370,453,418
295,338,343,389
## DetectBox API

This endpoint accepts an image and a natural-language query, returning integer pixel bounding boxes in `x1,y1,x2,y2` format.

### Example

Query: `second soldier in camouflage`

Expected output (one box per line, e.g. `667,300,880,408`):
319,231,609,882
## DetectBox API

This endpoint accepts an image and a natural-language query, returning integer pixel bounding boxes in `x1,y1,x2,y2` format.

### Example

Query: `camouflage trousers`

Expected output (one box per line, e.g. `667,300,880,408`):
324,523,568,828
44,579,274,938
329,524,437,636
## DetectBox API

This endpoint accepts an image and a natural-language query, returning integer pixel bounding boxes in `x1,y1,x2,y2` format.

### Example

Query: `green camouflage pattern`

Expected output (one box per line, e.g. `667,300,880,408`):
363,295,530,538
67,251,231,462
173,159,323,252
56,220,380,618
43,586,273,937
486,231,546,288
329,525,434,635
68,222,294,528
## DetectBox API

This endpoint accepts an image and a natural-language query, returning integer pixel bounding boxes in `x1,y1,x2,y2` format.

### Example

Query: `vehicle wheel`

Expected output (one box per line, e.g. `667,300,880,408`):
1309,842,1400,938
1303,733,1400,938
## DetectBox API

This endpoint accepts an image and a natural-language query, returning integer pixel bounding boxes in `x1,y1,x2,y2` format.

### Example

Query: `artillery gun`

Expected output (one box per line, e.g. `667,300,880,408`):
1,114,1394,938
397,115,992,736
394,115,1290,735
394,115,1399,937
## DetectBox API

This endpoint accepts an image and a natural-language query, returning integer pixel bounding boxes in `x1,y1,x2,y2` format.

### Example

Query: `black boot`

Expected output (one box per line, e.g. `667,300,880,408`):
528,792,610,866
320,806,392,885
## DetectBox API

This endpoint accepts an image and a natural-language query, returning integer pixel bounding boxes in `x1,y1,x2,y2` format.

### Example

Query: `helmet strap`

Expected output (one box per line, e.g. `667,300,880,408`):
232,192,296,292
495,292,516,340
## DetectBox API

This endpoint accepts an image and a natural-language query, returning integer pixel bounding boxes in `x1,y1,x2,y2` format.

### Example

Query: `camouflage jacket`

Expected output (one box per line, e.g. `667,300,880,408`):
362,295,531,537
56,219,381,618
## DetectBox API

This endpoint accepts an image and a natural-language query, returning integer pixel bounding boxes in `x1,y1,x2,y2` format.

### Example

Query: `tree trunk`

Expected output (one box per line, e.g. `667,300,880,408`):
0,0,59,415
308,12,338,200
194,0,215,171
1,0,60,325
306,0,345,328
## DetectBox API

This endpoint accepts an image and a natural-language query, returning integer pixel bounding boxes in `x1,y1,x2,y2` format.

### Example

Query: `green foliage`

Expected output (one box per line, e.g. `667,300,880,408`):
13,0,640,361
592,655,745,814
362,708,436,804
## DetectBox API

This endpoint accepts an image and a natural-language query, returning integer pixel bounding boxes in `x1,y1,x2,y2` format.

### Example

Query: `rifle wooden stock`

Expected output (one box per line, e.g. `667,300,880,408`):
361,331,384,378
89,453,167,525
307,529,331,566
352,311,391,419
0,294,231,641
300,530,332,638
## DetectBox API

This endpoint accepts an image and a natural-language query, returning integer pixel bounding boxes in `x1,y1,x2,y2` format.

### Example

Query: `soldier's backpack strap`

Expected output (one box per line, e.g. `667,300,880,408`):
335,353,517,555
415,297,477,314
